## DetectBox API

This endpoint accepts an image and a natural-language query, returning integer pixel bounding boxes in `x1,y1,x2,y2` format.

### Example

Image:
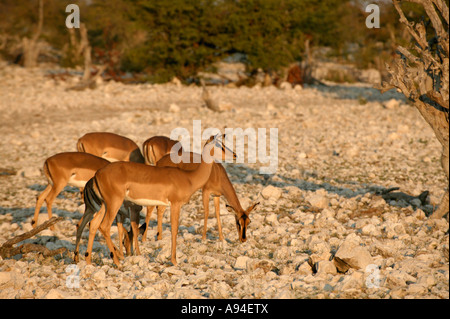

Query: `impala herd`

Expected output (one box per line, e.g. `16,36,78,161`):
32,132,259,266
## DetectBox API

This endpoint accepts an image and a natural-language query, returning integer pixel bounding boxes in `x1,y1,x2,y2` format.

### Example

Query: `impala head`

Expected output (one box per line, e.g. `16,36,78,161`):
203,134,237,162
227,202,259,242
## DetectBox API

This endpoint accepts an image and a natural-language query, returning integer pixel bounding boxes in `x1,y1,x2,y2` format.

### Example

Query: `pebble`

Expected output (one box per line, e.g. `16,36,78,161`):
261,185,282,200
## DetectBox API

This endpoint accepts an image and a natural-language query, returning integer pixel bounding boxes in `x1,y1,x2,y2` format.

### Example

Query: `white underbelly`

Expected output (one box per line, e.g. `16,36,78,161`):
102,156,120,162
67,175,87,188
125,191,170,207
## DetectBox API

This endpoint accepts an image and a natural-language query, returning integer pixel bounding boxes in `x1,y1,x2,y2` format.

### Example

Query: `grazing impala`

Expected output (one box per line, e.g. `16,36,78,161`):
148,152,259,244
142,135,182,165
77,132,145,163
84,135,235,266
32,152,110,228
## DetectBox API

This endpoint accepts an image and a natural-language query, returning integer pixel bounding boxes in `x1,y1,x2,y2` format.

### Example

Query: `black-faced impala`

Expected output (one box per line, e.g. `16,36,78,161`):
150,152,259,244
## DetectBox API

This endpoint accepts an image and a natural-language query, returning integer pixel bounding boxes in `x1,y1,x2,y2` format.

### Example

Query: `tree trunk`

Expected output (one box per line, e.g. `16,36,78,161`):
22,0,44,68
380,0,449,218
67,23,107,91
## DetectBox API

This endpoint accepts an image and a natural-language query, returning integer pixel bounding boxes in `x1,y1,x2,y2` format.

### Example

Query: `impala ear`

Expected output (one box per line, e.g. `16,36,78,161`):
246,202,260,213
226,204,235,213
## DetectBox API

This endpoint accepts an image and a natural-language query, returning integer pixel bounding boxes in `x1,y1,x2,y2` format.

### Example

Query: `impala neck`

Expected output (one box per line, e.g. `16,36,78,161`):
221,172,244,213
187,144,217,191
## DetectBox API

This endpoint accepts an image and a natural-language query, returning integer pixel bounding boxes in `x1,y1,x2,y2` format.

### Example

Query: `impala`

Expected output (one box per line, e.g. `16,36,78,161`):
141,136,183,242
77,132,145,163
148,152,259,244
76,131,146,239
32,152,110,228
142,135,182,165
84,135,235,266
74,177,143,263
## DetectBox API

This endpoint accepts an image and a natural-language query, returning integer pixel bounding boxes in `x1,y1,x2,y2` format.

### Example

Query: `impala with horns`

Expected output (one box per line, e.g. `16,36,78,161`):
77,132,145,163
142,151,259,244
32,152,110,228
84,134,235,266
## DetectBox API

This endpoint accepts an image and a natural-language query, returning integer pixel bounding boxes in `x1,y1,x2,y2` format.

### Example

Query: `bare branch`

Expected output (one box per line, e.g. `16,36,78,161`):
0,217,66,259
392,0,428,49
1,217,64,248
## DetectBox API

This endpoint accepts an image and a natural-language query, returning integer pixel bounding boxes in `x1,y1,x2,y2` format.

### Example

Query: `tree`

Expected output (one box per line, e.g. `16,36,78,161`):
22,0,44,68
380,0,449,218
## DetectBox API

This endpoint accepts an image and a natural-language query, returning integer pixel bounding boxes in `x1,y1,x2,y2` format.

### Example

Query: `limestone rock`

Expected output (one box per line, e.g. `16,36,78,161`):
315,260,337,276
234,256,251,270
334,235,373,272
261,185,282,200
306,190,329,209
0,272,12,286
169,103,180,113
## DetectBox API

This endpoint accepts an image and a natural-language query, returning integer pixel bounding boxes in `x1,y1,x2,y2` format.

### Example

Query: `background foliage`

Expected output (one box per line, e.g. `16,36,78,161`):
0,0,445,83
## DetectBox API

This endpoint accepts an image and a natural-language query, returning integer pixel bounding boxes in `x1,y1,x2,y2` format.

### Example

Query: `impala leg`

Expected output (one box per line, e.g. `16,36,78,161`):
130,208,141,256
202,190,210,240
85,204,106,265
118,204,133,256
75,188,86,229
157,206,166,240
98,201,123,266
74,203,95,263
213,196,224,242
32,184,52,228
170,203,181,266
142,206,154,242
116,214,126,259
42,182,65,230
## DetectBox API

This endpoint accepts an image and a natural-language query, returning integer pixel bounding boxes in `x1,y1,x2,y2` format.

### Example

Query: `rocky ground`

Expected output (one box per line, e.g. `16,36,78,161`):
0,62,448,299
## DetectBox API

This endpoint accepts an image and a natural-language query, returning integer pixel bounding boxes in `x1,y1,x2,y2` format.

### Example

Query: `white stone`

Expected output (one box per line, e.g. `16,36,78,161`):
265,213,279,226
0,272,12,285
266,103,276,111
234,256,251,270
383,98,401,109
334,235,373,271
91,269,106,281
279,82,292,90
169,103,180,113
315,260,337,276
361,223,381,236
261,185,282,200
306,191,329,209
